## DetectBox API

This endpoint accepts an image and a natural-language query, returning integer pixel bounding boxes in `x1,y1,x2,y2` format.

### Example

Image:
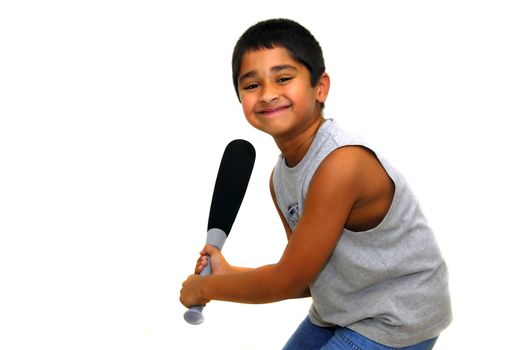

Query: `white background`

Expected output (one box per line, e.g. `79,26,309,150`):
1,1,522,349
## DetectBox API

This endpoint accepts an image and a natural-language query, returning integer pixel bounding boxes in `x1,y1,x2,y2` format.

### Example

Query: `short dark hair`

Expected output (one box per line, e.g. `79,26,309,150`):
232,18,326,103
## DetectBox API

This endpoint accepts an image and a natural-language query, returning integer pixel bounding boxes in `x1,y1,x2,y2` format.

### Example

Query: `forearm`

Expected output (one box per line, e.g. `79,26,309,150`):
201,264,305,304
229,265,254,273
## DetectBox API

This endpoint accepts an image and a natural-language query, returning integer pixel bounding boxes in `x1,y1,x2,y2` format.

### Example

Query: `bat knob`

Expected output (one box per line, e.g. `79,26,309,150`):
183,306,205,325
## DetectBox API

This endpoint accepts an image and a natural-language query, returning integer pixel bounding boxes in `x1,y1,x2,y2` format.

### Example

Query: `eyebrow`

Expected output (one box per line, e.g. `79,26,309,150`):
238,64,298,83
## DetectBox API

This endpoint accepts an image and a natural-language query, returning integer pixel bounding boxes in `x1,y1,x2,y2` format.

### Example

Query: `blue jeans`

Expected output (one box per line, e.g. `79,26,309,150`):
283,317,438,350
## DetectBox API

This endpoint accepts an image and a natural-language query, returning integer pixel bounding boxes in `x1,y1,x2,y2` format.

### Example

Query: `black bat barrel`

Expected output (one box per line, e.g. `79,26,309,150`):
207,139,256,235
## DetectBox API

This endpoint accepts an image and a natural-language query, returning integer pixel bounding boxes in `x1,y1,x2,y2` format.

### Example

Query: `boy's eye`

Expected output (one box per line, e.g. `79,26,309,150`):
276,77,293,84
243,83,260,90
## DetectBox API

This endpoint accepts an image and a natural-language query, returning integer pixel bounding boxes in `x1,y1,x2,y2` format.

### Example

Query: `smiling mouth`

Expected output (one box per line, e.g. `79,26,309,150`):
256,105,290,117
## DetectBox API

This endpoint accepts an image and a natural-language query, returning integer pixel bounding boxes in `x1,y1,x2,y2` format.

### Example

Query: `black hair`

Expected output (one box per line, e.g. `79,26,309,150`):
232,18,326,106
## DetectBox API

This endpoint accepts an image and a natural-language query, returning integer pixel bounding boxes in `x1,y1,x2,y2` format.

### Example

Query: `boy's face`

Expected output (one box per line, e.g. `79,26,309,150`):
237,47,328,141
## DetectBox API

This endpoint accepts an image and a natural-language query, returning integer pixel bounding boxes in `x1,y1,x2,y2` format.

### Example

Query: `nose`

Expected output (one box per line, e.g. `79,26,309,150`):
260,84,278,104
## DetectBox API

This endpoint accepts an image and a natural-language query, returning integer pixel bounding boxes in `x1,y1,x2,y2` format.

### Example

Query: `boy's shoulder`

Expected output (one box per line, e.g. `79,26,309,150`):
324,119,366,147
311,119,369,164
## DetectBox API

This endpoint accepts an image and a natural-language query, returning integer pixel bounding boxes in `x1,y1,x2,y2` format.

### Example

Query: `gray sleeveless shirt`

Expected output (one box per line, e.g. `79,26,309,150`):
272,119,452,347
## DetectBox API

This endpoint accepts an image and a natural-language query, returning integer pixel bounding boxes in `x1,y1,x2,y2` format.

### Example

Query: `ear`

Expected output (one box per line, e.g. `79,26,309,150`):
315,72,330,104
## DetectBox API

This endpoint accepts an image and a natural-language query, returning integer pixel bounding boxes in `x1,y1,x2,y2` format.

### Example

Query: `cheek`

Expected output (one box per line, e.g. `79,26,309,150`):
240,96,257,125
240,99,250,117
288,85,316,112
240,94,255,114
288,81,312,100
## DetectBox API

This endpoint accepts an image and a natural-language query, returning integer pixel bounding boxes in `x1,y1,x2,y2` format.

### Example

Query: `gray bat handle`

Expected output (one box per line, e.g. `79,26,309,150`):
183,228,227,325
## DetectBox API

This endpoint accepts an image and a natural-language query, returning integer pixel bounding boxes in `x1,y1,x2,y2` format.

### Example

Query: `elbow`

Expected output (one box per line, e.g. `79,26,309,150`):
287,278,310,299
273,264,311,300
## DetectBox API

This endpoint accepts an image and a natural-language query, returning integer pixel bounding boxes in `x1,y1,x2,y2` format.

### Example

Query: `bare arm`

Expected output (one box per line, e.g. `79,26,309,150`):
180,147,368,307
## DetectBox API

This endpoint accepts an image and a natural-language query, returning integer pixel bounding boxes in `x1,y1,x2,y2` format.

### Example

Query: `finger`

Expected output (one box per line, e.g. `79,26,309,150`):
200,255,209,266
195,256,208,274
200,244,215,255
196,255,205,265
202,244,220,256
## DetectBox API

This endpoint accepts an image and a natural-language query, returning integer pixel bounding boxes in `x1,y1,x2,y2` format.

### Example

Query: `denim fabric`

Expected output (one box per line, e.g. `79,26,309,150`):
283,317,438,350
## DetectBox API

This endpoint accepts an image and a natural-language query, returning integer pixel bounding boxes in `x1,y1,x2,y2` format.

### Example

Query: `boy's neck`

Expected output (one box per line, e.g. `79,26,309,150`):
275,117,325,168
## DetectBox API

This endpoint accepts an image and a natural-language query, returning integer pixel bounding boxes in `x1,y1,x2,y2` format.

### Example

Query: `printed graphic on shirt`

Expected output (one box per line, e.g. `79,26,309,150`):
287,203,300,230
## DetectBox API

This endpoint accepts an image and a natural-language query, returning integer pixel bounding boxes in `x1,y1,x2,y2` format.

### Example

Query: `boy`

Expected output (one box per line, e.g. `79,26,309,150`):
180,18,451,349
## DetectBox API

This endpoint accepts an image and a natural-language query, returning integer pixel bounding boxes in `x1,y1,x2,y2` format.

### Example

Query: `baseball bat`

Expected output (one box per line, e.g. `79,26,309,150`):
183,139,256,325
